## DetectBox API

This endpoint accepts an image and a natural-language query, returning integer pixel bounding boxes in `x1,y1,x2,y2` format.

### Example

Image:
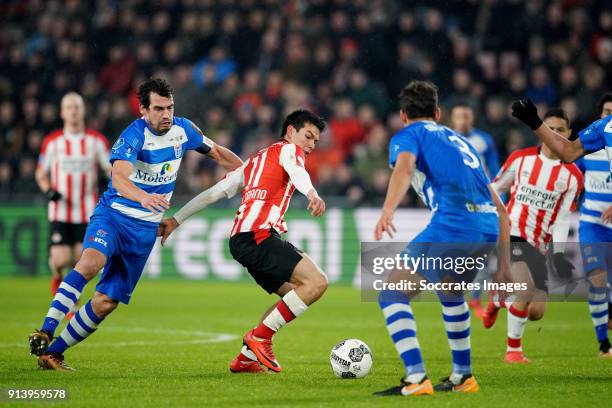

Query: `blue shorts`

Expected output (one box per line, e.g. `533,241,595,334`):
403,223,498,285
82,206,158,304
579,221,612,277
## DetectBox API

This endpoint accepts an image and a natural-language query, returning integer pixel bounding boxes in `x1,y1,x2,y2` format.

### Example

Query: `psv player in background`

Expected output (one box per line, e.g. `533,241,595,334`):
158,110,328,374
36,92,111,305
483,108,582,363
512,96,612,357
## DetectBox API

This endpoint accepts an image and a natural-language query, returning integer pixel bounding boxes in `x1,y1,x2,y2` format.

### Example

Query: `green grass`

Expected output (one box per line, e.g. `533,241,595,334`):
0,276,610,407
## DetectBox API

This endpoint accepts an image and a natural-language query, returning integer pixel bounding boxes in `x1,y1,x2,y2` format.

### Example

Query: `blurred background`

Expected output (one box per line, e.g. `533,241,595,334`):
0,0,609,278
1,0,610,206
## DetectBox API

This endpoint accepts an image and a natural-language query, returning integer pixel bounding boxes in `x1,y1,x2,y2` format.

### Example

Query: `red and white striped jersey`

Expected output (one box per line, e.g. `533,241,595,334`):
230,140,307,243
38,129,111,224
492,147,583,251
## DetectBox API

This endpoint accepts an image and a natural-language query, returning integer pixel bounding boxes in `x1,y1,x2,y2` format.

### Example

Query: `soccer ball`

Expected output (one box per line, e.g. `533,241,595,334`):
329,339,372,379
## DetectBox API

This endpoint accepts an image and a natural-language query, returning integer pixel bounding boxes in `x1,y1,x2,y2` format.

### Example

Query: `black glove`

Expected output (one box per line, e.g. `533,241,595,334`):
511,98,543,130
44,188,62,201
553,252,575,281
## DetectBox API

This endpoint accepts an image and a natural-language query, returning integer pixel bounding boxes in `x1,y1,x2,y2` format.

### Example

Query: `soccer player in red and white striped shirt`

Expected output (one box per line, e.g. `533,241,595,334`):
158,110,328,373
483,108,583,363
35,92,111,298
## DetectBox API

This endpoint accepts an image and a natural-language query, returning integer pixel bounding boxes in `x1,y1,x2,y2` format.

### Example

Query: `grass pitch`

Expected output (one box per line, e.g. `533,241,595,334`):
0,276,610,407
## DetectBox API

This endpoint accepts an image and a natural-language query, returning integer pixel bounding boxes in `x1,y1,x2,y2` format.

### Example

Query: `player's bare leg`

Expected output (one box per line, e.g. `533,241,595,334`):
527,300,547,321
49,245,71,295
243,254,328,373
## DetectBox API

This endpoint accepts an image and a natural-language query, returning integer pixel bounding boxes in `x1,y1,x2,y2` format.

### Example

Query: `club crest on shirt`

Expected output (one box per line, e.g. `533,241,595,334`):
554,180,567,192
174,143,182,158
112,137,124,153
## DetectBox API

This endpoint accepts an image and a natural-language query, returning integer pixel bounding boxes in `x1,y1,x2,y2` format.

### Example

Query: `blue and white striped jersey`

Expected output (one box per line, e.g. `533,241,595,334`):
389,120,499,235
577,115,612,229
100,117,213,223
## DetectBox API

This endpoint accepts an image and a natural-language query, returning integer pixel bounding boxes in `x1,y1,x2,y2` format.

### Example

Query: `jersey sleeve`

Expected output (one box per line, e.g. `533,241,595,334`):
181,117,214,152
552,173,582,249
279,142,306,168
110,126,143,165
173,163,246,224
279,143,315,196
578,117,609,153
389,129,420,168
491,150,521,193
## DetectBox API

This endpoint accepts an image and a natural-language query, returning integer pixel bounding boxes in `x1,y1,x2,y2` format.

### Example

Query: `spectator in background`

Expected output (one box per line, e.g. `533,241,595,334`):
329,98,365,158
192,47,237,89
0,162,14,200
346,69,389,118
527,65,556,106
0,0,610,203
353,124,389,186
98,45,136,96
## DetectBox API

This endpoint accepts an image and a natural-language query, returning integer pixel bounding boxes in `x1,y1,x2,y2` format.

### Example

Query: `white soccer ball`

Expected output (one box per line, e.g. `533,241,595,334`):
330,339,373,379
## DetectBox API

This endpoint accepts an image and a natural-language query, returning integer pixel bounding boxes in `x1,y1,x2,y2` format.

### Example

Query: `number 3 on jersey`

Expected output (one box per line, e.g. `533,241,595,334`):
448,135,481,169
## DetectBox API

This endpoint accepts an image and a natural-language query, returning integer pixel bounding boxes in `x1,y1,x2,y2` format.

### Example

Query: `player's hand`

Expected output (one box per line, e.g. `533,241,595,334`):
374,209,396,240
553,252,575,281
44,188,62,201
602,206,612,223
157,217,179,246
307,190,325,217
511,98,543,130
140,193,170,214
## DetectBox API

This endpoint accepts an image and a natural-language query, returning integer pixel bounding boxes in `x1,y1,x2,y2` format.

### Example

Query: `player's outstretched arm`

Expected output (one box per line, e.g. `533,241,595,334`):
158,166,245,245
512,98,585,162
205,144,243,172
374,152,415,240
112,160,170,214
279,144,325,217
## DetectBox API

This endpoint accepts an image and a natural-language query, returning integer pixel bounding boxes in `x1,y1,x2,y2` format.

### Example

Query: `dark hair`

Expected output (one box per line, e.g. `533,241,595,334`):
280,110,326,139
597,92,612,115
543,107,570,128
399,80,438,119
138,78,174,108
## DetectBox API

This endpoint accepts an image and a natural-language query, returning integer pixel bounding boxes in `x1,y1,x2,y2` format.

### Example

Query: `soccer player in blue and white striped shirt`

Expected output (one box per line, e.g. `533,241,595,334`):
29,78,242,371
574,94,612,357
512,95,612,357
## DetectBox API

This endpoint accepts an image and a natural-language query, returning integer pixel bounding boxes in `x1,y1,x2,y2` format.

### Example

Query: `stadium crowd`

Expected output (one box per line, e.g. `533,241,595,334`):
0,0,610,206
